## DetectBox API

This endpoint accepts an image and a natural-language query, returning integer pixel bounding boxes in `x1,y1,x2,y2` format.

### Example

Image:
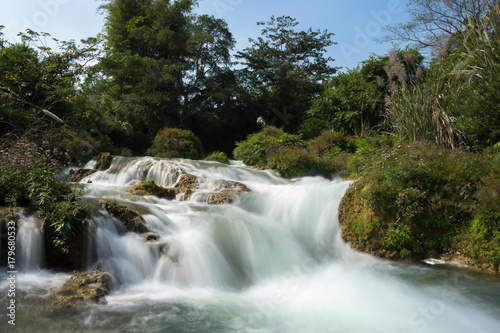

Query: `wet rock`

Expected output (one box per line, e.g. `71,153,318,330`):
129,180,177,200
96,152,112,171
142,233,161,241
175,174,199,201
68,169,97,182
44,216,88,271
51,269,113,310
205,180,251,205
99,200,150,234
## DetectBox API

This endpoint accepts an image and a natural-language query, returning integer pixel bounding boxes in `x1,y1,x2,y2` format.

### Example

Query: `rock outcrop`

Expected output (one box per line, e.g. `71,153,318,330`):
205,180,251,204
99,200,151,234
174,174,199,201
129,180,177,199
51,269,113,310
96,152,112,171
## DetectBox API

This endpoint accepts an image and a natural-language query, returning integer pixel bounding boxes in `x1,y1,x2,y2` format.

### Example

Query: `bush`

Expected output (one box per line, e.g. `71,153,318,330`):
309,130,356,155
147,128,203,160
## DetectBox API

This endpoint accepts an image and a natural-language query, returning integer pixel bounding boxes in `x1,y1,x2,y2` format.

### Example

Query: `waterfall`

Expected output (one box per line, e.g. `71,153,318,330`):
81,157,350,289
2,156,500,333
16,212,45,271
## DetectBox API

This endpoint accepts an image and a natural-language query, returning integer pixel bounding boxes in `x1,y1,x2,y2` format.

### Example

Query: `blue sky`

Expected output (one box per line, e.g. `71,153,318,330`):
0,0,410,71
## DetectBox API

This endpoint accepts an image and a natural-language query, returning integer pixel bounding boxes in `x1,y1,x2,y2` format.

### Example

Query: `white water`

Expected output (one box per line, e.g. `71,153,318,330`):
16,212,44,271
1,156,500,332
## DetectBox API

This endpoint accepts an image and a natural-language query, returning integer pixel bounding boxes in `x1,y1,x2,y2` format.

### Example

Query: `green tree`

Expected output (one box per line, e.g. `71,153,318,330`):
308,49,424,135
236,16,337,132
97,0,257,154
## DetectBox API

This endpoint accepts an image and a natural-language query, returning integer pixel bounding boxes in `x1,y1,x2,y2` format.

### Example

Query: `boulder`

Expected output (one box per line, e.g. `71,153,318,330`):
99,200,150,234
51,269,113,310
44,216,88,271
129,180,177,200
96,152,112,171
205,180,251,205
175,174,199,201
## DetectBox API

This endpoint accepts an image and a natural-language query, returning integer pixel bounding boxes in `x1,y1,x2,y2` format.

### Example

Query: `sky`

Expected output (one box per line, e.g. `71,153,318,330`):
0,0,410,71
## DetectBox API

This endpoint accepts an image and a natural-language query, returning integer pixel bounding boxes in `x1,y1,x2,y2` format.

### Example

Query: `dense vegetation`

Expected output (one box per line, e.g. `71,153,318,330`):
0,0,499,270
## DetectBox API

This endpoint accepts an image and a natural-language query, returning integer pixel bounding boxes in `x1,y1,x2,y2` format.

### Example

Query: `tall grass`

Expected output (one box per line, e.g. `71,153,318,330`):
386,2,500,149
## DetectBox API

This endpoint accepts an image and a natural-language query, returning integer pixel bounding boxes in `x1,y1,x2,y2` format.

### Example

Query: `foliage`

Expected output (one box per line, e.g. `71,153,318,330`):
385,54,467,149
233,126,349,178
308,49,424,136
236,16,337,132
96,0,259,154
0,136,86,247
347,136,500,261
204,151,230,164
454,4,500,147
147,127,203,160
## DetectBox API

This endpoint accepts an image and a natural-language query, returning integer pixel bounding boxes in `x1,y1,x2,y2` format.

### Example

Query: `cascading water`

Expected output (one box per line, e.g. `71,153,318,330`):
1,156,499,333
15,212,44,271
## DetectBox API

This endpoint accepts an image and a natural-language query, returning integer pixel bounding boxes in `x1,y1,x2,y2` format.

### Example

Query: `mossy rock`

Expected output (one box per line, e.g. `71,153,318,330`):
99,200,150,234
51,269,113,310
44,216,88,271
129,180,177,200
174,174,199,201
205,180,251,205
204,151,230,164
96,152,112,171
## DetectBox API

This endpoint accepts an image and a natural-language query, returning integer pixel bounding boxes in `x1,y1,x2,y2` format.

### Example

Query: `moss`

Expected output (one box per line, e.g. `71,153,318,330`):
204,151,230,164
129,180,176,200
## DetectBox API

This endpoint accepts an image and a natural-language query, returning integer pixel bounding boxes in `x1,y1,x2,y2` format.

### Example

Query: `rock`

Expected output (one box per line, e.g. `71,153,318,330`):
175,174,199,201
51,269,113,310
129,180,177,200
205,180,251,205
68,169,97,182
99,200,150,234
44,216,88,271
142,233,161,241
96,152,112,171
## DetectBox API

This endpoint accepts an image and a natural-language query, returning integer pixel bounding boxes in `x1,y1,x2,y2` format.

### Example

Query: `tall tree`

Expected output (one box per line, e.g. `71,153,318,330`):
236,16,338,132
97,0,256,153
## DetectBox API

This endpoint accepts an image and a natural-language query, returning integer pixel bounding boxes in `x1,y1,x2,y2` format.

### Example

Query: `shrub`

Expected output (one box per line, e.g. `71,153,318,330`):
147,128,203,160
309,130,357,155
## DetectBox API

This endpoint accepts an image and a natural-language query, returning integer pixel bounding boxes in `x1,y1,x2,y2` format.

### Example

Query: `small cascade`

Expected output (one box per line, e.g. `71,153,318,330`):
16,212,45,271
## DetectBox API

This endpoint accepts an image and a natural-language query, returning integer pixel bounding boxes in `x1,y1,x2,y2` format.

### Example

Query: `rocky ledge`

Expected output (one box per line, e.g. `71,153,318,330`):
51,269,113,310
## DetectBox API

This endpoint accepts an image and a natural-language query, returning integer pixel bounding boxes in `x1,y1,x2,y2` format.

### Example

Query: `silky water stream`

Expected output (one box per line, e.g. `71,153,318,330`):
1,156,499,332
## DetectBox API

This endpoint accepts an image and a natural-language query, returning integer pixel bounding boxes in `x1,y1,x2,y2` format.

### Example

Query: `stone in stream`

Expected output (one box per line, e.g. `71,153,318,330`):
51,268,113,310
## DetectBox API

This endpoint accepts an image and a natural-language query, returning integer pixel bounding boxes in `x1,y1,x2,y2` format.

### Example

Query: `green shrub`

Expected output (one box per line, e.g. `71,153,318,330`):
147,128,203,160
309,130,357,155
204,151,230,164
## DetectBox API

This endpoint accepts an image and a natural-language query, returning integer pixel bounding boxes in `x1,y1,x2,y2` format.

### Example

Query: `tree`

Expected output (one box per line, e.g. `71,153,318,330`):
382,0,498,54
0,28,101,135
308,49,424,135
236,16,338,132
97,0,257,154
